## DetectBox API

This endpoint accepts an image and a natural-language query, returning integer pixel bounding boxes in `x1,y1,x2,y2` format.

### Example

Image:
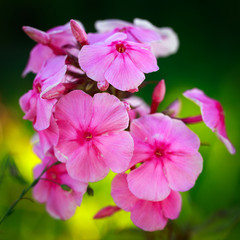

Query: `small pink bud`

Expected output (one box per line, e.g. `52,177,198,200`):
123,101,131,111
150,79,166,114
22,26,50,45
128,88,139,93
94,206,121,219
97,80,109,91
70,19,88,45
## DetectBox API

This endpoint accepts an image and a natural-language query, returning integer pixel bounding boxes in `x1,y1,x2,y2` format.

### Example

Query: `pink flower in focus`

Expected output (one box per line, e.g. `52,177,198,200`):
111,173,182,232
33,148,87,220
54,90,134,182
19,56,67,131
183,88,236,154
124,96,150,121
79,33,159,91
88,18,179,57
23,21,83,76
128,113,203,201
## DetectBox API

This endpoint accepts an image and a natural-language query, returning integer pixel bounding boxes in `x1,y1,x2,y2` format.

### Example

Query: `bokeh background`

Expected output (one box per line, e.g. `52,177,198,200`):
0,0,239,239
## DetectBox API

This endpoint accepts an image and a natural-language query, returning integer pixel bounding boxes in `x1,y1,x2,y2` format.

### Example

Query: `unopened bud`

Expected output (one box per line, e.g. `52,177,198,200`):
128,88,139,93
61,184,72,192
22,26,50,45
70,19,88,45
97,80,109,91
150,79,166,113
94,206,121,219
122,101,131,111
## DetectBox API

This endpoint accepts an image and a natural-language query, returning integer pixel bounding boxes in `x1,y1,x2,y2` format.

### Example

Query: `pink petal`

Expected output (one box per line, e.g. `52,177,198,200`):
130,113,172,146
33,164,50,203
94,131,133,173
34,97,57,131
95,19,132,33
111,173,138,211
105,53,145,91
55,90,93,130
164,99,181,117
19,90,37,121
46,186,80,220
183,88,235,154
66,143,109,182
91,93,129,134
167,118,201,154
163,152,203,192
131,200,168,232
54,120,81,163
161,191,182,220
127,160,170,201
127,42,159,73
78,44,115,82
38,117,59,154
23,44,54,76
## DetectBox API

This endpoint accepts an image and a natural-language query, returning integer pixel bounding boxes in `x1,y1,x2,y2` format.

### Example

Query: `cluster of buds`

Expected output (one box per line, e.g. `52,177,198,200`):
20,18,235,231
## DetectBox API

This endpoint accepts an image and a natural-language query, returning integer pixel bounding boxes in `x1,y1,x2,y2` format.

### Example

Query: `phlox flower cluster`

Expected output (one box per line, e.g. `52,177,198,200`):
20,18,235,232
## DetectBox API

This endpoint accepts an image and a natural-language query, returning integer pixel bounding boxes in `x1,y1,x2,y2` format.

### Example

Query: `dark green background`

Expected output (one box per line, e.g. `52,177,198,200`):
0,0,239,239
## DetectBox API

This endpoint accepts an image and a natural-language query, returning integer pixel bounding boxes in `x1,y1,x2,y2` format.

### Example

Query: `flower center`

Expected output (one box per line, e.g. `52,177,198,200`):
84,132,93,141
51,173,57,179
116,43,126,53
155,149,163,158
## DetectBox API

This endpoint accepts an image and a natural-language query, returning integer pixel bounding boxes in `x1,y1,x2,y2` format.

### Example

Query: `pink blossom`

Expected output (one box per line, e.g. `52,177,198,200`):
33,148,87,220
183,88,236,154
79,33,159,91
88,18,179,57
54,90,134,182
124,96,150,121
23,21,83,76
111,173,182,232
128,113,203,201
19,56,67,131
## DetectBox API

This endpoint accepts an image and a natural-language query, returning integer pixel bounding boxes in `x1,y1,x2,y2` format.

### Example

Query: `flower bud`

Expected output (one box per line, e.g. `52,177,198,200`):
128,88,139,93
150,79,166,113
94,206,121,219
97,80,109,91
22,26,50,45
70,19,88,45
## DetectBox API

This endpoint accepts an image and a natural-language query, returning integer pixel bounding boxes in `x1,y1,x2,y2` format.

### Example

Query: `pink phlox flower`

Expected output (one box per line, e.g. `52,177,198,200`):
79,32,159,91
124,96,150,121
54,90,134,182
20,56,67,131
23,21,84,76
128,113,203,201
33,147,87,220
88,18,179,57
183,88,236,154
111,173,182,232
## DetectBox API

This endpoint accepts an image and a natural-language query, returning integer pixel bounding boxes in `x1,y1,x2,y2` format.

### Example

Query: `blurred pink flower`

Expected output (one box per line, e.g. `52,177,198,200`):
79,33,159,91
33,148,87,220
54,90,134,182
88,18,179,57
183,88,236,154
128,113,203,201
111,173,182,232
20,56,67,131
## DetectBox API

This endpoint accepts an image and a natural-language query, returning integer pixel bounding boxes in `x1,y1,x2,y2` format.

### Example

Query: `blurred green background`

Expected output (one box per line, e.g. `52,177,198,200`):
0,0,239,239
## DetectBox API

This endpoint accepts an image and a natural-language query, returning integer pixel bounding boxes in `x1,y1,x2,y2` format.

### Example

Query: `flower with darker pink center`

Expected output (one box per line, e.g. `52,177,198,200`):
128,113,203,202
88,18,179,58
54,90,134,182
20,56,67,131
111,173,182,232
183,88,235,154
78,33,159,91
33,147,87,220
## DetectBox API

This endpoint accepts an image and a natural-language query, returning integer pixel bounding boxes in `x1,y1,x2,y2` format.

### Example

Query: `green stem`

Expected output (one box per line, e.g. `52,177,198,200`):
0,161,60,225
